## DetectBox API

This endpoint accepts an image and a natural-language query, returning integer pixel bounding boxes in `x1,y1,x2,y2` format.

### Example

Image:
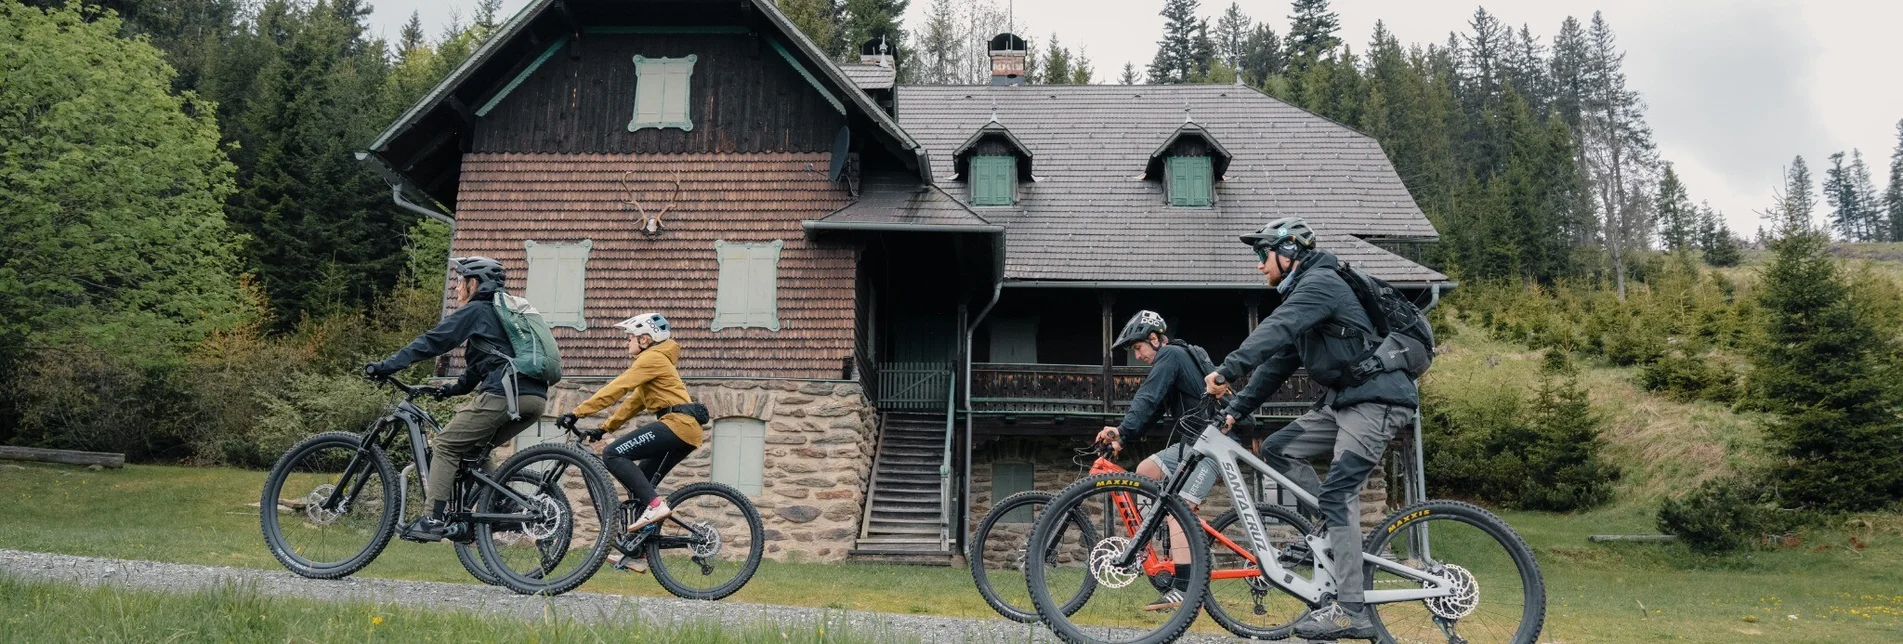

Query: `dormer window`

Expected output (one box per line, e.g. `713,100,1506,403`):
971,155,1017,206
1145,122,1231,208
953,120,1034,207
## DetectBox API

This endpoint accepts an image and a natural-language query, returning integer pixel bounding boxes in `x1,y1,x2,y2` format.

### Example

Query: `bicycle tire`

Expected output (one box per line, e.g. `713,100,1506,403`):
1362,500,1547,644
454,470,548,587
477,443,621,596
1025,472,1210,644
1203,503,1316,639
648,482,765,601
259,431,398,580
970,490,1101,623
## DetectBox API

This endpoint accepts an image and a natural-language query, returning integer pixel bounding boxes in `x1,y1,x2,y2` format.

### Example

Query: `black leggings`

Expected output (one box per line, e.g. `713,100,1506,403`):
602,420,695,506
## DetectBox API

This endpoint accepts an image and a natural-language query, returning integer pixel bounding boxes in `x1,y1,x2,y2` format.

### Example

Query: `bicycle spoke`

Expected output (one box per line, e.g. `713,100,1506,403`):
1027,475,1209,644
1366,506,1542,644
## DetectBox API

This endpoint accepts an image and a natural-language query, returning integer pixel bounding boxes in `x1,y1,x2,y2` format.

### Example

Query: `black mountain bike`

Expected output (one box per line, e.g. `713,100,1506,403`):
260,375,623,595
602,478,765,600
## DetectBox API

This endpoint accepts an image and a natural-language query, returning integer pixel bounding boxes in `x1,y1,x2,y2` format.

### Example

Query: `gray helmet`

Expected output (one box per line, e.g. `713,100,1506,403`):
448,256,506,288
1239,217,1318,259
1111,310,1167,351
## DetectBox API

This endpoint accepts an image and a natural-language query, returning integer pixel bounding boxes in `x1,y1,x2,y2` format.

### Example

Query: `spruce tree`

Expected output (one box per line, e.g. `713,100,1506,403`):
1851,150,1886,241
1040,34,1072,84
1549,17,1589,162
1148,0,1200,84
1071,54,1094,85
1214,2,1250,70
1655,163,1696,251
913,0,957,84
1824,151,1864,241
1582,12,1657,299
1752,230,1903,510
1285,0,1340,70
1775,156,1818,234
1239,24,1283,87
1119,61,1141,84
781,0,839,56
1190,20,1218,81
1698,203,1742,267
840,0,908,66
1889,119,1903,241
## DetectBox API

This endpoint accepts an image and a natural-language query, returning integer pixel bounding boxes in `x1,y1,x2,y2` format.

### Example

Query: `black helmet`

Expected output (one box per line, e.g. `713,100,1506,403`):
1111,310,1167,351
448,256,506,288
1239,217,1318,260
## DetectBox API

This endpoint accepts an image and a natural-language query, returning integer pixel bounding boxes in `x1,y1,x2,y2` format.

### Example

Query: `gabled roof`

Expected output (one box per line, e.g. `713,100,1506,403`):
808,174,1000,232
951,121,1035,180
838,63,897,90
364,0,923,210
893,84,1444,286
1144,122,1232,179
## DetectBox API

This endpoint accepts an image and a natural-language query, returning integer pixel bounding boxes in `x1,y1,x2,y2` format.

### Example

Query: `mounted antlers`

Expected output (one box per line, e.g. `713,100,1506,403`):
620,169,684,237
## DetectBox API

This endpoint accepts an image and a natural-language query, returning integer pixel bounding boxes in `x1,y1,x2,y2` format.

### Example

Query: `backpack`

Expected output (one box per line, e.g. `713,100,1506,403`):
1167,339,1259,435
489,292,564,386
1333,263,1436,385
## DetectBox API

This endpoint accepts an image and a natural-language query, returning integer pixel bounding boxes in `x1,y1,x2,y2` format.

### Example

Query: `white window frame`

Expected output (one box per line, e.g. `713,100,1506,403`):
711,239,783,332
523,239,591,330
711,417,765,497
628,54,697,132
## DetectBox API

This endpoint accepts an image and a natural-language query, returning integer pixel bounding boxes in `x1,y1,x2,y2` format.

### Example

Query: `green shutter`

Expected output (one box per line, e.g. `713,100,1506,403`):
992,461,1036,523
1168,156,1212,207
629,55,696,131
523,240,591,330
712,240,783,332
971,155,1016,206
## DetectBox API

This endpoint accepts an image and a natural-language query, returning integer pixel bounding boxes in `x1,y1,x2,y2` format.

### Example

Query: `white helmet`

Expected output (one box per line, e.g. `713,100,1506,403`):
614,313,671,342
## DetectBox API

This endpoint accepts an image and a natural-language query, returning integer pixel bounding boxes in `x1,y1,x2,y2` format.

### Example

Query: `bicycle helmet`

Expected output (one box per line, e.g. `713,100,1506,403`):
448,256,507,288
1110,310,1167,351
614,313,672,342
1239,217,1318,261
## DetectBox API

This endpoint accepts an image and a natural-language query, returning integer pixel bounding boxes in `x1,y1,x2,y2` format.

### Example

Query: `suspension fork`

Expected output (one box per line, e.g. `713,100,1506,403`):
1114,451,1205,568
319,422,388,512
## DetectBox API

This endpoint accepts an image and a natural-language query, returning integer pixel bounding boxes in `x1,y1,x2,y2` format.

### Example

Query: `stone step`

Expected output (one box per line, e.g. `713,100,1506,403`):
878,457,940,468
872,507,943,517
845,550,956,566
871,499,940,511
875,467,940,477
857,537,944,548
873,489,940,501
876,484,942,494
880,448,940,459
868,516,946,526
866,525,944,536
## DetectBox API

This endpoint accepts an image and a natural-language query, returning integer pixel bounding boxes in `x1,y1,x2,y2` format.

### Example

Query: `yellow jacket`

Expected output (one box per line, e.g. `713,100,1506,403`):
572,339,703,446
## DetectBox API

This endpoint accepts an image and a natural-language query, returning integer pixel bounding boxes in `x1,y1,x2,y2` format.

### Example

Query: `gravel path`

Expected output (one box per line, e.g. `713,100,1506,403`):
0,549,1266,643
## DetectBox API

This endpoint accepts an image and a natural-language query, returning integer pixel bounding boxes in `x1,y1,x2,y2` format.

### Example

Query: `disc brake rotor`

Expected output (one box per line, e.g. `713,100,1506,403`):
688,521,722,559
303,484,342,525
1425,563,1480,619
1088,537,1143,588
519,493,565,541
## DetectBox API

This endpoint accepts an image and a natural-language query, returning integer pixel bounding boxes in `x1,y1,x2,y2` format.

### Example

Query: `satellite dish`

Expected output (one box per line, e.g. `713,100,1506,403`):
828,126,851,182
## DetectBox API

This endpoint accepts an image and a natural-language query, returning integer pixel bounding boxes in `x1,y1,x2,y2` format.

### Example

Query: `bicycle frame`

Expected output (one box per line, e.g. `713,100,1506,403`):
315,387,546,528
1086,455,1265,582
1118,422,1457,606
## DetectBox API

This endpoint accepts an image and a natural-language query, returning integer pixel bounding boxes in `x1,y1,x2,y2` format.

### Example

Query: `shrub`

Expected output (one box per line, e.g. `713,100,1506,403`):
239,373,389,467
1422,352,1619,511
1639,352,1739,402
1656,476,1778,553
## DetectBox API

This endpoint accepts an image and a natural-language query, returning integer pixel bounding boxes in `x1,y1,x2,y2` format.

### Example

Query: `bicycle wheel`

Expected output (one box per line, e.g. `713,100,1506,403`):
453,470,540,588
1363,500,1546,644
259,431,398,579
970,491,1100,623
1203,503,1318,639
476,443,621,596
1026,473,1210,644
647,482,765,600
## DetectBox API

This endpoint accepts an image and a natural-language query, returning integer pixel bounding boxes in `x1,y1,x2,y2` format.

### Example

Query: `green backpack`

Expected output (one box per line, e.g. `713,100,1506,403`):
489,292,564,386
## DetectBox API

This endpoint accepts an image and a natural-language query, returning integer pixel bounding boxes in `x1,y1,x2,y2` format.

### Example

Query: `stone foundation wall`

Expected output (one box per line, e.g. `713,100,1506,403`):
542,377,877,562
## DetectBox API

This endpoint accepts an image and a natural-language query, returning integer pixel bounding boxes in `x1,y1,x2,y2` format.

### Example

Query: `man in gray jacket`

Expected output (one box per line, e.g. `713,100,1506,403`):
1204,217,1418,641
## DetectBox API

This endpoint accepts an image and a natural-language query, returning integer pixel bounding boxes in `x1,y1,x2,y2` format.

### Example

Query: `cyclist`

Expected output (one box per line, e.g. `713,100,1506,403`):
1204,217,1421,641
555,313,709,573
1093,310,1254,612
365,256,549,543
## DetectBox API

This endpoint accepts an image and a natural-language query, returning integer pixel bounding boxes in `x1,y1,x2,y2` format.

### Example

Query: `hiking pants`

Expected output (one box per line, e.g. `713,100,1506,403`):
1257,401,1413,604
602,420,696,506
427,393,547,504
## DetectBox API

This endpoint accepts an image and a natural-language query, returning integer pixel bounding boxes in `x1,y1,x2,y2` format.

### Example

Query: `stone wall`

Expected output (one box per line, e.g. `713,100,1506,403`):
543,377,877,562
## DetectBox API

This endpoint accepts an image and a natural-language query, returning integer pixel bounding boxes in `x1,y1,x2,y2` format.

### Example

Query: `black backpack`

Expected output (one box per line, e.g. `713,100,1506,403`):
1334,263,1436,385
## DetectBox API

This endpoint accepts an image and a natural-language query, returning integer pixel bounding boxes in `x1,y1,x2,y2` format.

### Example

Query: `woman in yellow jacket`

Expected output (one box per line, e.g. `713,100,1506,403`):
555,313,708,546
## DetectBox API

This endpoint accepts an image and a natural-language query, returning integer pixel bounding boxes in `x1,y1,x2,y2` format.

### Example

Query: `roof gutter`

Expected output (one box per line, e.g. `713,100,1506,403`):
357,151,454,225
802,221,1003,234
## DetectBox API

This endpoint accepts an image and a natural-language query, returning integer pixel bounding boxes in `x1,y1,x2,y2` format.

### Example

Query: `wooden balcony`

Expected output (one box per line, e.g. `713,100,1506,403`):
968,362,1323,417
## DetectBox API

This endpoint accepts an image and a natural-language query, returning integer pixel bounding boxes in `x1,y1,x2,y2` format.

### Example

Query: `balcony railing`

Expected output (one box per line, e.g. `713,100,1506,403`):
968,362,1323,415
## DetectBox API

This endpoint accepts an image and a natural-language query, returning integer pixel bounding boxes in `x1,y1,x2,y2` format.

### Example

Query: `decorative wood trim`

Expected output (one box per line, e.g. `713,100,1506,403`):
766,38,846,115
584,26,750,34
476,36,570,117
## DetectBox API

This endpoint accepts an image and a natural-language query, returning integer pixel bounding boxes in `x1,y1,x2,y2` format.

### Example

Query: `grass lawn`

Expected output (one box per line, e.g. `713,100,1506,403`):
3,461,1900,642
0,573,886,643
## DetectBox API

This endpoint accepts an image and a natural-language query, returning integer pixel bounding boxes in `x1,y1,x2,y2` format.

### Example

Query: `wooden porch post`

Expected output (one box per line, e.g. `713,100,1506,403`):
1099,292,1115,413
1244,292,1262,330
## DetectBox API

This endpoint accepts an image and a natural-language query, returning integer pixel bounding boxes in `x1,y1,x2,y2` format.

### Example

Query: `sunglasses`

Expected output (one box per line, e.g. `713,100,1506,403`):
1255,245,1276,263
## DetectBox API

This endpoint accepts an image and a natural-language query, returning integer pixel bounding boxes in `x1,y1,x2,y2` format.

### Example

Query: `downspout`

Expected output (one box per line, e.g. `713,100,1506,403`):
958,278,1004,550
390,181,455,226
1411,284,1442,507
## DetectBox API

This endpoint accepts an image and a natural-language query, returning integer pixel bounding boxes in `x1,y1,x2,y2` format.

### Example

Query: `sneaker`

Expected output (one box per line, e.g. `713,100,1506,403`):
627,500,672,533
398,515,450,543
1143,589,1185,612
1290,603,1376,640
605,552,650,575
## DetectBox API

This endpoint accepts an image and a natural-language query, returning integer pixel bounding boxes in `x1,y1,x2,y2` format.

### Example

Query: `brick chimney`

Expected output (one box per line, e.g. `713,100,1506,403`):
988,33,1027,86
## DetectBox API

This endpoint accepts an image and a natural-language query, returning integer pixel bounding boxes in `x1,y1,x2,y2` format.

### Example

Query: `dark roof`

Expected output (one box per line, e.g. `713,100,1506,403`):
1145,122,1232,179
951,121,1035,180
892,84,1445,285
811,174,998,230
837,63,897,90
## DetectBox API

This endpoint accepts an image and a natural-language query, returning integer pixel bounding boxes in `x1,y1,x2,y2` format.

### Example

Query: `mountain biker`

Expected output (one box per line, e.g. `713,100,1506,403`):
1092,310,1251,612
364,256,550,543
1203,217,1421,641
554,313,709,573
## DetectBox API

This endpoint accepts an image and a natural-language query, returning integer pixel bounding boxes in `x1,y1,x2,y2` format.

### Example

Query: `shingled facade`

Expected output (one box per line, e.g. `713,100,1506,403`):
365,0,1447,565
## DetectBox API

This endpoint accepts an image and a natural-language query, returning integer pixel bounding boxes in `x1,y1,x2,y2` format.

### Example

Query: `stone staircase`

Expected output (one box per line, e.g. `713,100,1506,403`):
848,413,956,565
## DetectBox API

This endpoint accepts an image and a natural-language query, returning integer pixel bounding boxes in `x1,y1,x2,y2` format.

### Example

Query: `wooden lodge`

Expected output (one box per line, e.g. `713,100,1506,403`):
365,0,1449,565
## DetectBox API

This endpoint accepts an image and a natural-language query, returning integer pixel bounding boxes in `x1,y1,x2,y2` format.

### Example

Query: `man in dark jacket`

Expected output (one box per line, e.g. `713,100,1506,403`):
1204,218,1418,641
365,256,550,542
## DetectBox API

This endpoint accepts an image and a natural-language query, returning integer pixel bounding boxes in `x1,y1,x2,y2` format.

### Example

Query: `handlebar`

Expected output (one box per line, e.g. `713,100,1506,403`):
369,373,426,401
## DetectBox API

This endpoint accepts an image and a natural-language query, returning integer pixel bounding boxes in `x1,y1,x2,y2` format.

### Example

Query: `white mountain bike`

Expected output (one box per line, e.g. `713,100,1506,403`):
1024,401,1546,644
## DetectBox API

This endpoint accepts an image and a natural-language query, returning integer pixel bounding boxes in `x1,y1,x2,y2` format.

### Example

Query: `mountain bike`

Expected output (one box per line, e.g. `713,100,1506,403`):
970,443,1315,632
260,375,623,596
1025,401,1546,644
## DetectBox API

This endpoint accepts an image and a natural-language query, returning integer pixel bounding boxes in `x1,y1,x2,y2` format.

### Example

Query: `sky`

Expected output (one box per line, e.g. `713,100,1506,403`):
365,0,1903,235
